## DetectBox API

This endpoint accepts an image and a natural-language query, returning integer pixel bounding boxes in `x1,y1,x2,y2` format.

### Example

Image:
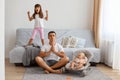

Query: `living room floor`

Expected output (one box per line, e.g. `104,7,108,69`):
5,58,120,80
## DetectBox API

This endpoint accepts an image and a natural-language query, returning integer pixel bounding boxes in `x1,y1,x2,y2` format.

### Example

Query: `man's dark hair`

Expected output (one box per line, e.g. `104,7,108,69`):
48,31,56,35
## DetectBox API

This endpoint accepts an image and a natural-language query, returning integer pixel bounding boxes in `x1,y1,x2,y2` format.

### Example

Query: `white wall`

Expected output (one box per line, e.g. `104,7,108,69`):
0,0,5,80
5,0,94,57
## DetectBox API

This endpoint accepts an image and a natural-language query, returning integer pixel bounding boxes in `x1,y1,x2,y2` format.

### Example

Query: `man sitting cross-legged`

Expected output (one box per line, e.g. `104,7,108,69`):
35,31,69,74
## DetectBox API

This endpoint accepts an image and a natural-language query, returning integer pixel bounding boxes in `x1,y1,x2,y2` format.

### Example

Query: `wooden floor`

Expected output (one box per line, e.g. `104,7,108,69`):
5,58,120,80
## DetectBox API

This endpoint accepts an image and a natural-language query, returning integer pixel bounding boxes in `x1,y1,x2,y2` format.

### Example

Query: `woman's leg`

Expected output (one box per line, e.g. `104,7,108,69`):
41,39,44,46
38,28,44,45
28,28,37,45
28,38,33,45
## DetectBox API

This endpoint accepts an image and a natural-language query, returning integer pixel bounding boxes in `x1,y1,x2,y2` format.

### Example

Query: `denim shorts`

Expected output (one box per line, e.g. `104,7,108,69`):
46,60,58,66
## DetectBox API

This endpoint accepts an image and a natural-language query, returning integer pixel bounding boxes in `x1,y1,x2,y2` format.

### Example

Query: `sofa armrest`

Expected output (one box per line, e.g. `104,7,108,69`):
9,46,25,63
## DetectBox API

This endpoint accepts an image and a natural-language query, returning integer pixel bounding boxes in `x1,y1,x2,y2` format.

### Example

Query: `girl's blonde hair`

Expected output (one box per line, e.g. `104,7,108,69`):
33,4,43,19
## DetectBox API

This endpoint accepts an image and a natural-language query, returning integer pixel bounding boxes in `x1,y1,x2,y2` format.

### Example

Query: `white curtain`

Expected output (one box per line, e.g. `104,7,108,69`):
99,0,120,70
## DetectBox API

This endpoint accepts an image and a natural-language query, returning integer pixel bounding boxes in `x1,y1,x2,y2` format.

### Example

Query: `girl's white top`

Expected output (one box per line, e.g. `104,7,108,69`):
34,14,44,28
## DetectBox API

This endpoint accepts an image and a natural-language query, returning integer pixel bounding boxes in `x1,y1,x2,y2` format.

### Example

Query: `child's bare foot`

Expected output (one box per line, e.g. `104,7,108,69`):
44,70,50,74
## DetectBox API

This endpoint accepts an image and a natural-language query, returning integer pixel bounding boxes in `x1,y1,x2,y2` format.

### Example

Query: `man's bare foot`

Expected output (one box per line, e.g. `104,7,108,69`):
54,70,62,74
44,70,50,74
44,69,62,74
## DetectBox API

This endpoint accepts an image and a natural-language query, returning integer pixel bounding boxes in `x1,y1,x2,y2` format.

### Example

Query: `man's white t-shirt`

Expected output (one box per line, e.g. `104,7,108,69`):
41,43,64,61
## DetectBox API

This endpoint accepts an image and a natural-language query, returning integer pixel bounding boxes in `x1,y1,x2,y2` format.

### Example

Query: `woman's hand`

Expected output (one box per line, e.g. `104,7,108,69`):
27,11,33,21
46,10,48,14
45,10,48,21
27,11,30,15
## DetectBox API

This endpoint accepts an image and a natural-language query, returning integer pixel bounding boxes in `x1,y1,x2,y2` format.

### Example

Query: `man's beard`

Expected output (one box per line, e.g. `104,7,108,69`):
50,39,56,43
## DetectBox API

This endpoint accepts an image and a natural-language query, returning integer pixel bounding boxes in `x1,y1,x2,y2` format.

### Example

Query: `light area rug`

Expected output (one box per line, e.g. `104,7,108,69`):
23,67,112,80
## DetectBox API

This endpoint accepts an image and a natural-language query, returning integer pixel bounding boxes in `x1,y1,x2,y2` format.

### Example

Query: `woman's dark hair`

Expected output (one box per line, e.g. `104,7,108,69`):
48,31,56,36
33,4,43,19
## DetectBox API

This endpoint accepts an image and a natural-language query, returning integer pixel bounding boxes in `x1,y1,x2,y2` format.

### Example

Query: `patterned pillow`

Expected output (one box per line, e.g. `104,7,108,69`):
61,36,86,48
61,36,72,48
61,36,78,48
69,36,78,48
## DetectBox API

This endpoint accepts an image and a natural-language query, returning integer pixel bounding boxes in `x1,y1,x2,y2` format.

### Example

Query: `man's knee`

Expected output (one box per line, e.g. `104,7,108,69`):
62,56,69,63
35,56,43,62
66,56,69,62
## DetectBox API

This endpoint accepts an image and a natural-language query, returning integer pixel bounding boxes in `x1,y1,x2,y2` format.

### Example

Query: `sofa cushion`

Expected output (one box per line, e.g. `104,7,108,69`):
16,29,42,47
76,38,86,48
61,36,86,48
9,46,25,63
16,28,95,48
44,29,95,48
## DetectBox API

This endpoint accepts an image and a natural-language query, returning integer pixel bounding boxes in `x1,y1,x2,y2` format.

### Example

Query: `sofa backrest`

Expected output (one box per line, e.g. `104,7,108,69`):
16,28,95,48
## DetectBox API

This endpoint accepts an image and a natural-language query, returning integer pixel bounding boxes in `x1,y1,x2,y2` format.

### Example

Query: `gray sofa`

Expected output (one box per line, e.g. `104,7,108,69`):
9,28,101,65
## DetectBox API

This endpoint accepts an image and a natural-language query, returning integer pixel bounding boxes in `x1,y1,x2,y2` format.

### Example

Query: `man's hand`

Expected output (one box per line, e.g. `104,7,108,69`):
50,42,65,57
51,45,57,53
46,50,52,56
50,41,57,53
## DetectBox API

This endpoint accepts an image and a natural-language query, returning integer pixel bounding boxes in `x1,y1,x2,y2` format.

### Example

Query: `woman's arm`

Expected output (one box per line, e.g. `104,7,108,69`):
76,63,83,69
44,10,48,21
70,61,75,69
27,11,34,21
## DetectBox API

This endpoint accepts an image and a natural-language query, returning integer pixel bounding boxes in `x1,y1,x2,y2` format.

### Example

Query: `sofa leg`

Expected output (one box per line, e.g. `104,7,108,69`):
14,63,23,66
14,63,38,67
90,62,97,66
